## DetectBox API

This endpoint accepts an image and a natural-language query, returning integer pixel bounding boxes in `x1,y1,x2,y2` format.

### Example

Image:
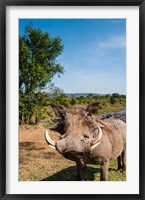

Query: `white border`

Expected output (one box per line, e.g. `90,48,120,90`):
6,6,139,194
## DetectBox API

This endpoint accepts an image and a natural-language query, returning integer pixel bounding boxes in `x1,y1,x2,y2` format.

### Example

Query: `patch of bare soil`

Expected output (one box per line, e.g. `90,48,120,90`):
19,125,75,181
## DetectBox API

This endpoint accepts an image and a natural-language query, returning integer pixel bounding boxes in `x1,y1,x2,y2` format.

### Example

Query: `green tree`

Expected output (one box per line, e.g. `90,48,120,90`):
70,98,77,105
19,26,64,124
19,26,64,93
111,93,120,98
87,93,94,98
110,93,120,104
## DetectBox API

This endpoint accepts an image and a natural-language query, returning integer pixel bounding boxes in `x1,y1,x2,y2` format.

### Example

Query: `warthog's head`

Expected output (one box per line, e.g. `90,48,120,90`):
45,103,104,161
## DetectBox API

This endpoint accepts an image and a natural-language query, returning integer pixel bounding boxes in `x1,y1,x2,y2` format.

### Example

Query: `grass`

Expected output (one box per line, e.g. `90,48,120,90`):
99,102,126,115
19,125,126,181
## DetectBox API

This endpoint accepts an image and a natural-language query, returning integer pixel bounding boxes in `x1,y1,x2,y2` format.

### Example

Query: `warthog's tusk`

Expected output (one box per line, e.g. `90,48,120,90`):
48,144,56,150
45,130,56,150
90,125,103,151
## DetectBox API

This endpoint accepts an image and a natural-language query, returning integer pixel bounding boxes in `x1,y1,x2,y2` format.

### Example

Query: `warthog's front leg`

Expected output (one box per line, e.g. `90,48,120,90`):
76,161,86,181
100,159,109,181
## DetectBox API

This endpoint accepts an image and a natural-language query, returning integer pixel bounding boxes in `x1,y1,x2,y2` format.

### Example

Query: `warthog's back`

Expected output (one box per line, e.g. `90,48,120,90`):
104,118,126,143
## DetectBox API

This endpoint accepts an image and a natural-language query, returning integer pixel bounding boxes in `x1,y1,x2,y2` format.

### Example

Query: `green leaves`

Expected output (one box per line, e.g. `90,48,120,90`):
19,26,64,124
19,26,64,94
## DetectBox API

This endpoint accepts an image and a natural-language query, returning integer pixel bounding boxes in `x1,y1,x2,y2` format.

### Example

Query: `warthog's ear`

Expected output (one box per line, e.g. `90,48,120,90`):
49,104,66,118
86,102,101,115
96,122,104,128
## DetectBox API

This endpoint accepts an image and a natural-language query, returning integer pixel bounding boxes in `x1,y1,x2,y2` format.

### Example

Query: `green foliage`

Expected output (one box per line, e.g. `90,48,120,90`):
70,98,77,105
19,92,48,124
19,26,64,93
110,93,122,104
48,93,126,115
19,25,64,124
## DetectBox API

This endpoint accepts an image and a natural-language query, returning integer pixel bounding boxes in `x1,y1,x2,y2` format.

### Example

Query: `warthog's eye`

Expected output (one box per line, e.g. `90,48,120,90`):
84,134,89,139
87,112,92,117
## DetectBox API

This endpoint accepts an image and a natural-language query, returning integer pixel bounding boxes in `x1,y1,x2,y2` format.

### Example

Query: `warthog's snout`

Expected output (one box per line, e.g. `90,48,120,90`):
63,150,84,159
56,138,85,159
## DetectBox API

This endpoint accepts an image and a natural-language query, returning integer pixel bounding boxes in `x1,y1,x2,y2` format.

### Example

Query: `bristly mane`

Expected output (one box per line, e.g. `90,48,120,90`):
95,118,112,132
67,106,112,132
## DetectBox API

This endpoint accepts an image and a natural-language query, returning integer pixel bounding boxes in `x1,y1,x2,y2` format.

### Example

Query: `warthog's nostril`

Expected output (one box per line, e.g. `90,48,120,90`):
63,150,84,158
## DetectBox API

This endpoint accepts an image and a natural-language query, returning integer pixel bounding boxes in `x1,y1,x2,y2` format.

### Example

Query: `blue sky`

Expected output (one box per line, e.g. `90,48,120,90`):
19,19,126,94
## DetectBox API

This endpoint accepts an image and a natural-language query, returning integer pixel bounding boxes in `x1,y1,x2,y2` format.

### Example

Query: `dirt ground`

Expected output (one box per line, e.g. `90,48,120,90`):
19,125,76,181
19,125,126,181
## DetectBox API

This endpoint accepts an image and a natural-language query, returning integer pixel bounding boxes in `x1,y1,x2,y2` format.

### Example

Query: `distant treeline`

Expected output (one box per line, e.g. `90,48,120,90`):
65,93,102,98
50,93,126,107
19,92,126,125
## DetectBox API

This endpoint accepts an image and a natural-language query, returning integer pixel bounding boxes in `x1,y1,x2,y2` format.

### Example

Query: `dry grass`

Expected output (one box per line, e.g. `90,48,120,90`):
19,125,75,181
19,125,126,181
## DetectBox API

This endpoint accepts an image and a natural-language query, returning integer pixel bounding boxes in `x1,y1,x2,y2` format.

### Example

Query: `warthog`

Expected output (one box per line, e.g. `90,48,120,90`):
45,103,126,181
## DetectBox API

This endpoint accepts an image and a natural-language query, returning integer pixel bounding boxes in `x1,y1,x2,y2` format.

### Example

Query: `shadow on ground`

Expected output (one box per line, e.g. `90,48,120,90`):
19,142,56,165
41,166,101,181
19,142,45,151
